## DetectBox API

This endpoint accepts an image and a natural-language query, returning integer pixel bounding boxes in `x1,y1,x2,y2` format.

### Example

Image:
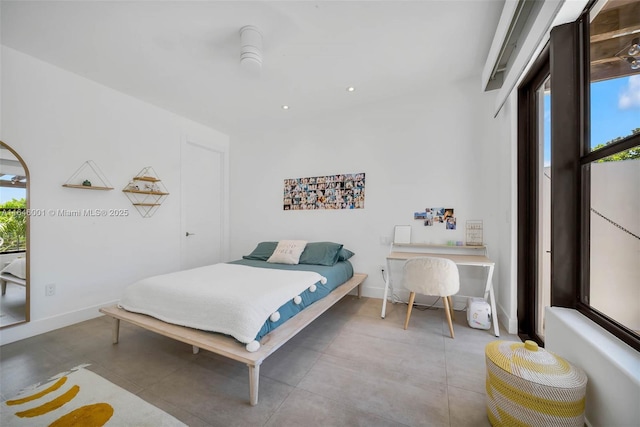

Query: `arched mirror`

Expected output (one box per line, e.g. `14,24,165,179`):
0,141,29,327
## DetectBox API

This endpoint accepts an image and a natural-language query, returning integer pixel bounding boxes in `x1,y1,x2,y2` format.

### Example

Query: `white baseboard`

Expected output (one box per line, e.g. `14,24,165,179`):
2,288,520,344
357,285,385,300
496,302,518,335
0,300,119,346
359,285,518,334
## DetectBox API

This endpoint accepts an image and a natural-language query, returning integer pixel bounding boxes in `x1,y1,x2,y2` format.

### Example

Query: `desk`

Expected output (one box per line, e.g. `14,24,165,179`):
381,250,499,337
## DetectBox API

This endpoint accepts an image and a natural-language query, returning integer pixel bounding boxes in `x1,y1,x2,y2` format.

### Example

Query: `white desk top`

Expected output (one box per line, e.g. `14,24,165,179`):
392,243,486,250
387,252,494,267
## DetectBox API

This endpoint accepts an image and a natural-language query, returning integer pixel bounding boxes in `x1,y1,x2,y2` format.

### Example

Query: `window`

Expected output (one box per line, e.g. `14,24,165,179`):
1,145,28,254
584,0,640,342
1,146,28,253
517,48,551,345
0,189,27,254
587,146,640,333
519,0,640,350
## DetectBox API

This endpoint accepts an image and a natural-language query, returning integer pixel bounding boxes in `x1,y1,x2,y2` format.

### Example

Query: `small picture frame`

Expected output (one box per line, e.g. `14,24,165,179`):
466,220,484,246
393,225,411,244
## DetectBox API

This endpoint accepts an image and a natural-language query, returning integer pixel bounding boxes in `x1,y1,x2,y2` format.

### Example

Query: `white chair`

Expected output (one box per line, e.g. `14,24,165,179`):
401,257,460,338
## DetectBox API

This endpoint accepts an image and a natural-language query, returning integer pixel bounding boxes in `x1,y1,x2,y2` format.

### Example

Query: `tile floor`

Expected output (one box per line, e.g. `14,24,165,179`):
0,297,520,426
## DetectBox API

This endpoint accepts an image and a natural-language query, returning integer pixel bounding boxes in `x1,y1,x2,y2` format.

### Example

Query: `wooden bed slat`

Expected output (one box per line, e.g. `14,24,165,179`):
99,272,366,405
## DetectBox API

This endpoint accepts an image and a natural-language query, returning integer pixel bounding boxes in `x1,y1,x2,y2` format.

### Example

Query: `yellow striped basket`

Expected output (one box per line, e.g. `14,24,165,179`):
485,340,587,426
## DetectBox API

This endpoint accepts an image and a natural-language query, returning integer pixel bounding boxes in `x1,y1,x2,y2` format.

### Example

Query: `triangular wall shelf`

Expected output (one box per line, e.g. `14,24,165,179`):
122,167,169,218
62,160,114,190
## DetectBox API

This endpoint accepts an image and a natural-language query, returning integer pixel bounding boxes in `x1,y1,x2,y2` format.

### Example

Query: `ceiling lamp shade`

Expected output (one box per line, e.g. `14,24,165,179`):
239,25,262,76
628,38,640,56
627,57,640,71
617,37,640,71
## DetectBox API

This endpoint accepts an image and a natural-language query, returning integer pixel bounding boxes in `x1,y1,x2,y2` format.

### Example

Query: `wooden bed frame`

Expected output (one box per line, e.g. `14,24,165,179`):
99,272,366,406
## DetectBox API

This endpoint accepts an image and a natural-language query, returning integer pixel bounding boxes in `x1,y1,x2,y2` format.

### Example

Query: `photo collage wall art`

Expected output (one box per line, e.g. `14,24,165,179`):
283,173,365,210
414,207,456,230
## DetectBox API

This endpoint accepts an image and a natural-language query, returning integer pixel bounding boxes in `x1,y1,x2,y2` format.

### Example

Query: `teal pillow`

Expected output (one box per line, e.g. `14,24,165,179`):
299,242,343,266
243,241,278,261
338,247,355,261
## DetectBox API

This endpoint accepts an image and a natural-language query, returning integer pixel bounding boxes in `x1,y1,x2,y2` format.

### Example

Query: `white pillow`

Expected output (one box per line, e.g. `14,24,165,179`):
267,240,307,264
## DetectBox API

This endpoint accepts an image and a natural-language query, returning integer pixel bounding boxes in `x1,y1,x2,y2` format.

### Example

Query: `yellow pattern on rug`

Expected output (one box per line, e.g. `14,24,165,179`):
1,365,186,427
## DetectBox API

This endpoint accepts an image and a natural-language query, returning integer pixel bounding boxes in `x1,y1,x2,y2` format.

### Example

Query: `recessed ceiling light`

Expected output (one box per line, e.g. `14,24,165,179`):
346,86,356,92
281,105,289,110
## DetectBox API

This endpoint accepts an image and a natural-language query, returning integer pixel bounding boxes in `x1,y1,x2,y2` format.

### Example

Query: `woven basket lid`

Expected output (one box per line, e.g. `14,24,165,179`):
486,340,587,388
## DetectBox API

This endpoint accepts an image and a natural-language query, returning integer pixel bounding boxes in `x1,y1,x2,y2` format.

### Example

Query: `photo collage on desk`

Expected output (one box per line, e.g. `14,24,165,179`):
283,172,365,210
414,207,456,230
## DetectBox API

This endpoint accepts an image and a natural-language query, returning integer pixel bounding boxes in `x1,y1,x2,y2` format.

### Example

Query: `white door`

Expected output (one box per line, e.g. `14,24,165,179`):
181,137,227,270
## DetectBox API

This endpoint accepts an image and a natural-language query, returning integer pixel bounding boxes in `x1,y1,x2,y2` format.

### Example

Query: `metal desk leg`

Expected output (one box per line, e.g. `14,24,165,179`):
381,258,391,318
484,264,499,337
381,275,389,318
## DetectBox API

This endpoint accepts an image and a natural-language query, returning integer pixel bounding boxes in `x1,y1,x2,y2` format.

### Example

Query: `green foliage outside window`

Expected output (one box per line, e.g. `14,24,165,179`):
0,198,27,252
594,128,640,162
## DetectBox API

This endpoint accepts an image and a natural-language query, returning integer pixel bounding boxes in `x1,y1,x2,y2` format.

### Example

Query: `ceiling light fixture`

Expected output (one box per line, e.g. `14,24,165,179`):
281,105,289,110
617,37,640,70
346,86,355,92
628,38,640,56
239,25,262,76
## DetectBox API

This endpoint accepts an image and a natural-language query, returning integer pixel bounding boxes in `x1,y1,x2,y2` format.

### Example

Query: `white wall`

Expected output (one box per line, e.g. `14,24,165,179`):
229,76,515,329
490,91,518,333
0,47,229,344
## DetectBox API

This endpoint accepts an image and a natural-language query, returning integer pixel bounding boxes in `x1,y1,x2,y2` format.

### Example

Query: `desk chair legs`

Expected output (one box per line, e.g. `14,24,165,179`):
404,292,416,330
404,293,455,338
443,296,455,339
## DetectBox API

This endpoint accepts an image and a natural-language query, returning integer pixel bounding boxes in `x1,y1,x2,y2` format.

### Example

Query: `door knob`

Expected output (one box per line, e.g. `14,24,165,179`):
186,232,196,237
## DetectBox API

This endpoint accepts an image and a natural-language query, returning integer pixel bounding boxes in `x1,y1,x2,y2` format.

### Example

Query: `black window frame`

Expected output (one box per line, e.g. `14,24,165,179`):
550,8,640,351
517,45,550,346
518,5,640,351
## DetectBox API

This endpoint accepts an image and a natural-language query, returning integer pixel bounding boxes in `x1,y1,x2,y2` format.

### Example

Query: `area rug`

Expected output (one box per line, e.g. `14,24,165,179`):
1,365,186,426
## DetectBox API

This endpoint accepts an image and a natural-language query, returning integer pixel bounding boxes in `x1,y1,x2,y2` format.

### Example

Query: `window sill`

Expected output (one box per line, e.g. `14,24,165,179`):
545,307,640,426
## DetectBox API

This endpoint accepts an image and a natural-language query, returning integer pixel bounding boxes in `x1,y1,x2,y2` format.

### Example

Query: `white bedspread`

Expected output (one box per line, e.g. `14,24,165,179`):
118,263,326,345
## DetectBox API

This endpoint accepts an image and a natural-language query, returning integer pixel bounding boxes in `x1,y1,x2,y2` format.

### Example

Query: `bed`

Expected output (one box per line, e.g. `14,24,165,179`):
99,241,366,405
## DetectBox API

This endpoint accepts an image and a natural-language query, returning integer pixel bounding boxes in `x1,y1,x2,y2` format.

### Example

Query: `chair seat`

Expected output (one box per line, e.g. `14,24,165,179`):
401,257,460,338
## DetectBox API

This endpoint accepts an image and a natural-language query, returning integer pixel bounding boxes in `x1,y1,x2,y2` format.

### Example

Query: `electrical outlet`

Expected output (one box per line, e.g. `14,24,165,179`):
45,283,56,296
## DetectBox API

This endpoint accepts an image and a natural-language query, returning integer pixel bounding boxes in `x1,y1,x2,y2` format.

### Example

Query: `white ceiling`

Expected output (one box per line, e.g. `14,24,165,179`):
1,1,505,135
